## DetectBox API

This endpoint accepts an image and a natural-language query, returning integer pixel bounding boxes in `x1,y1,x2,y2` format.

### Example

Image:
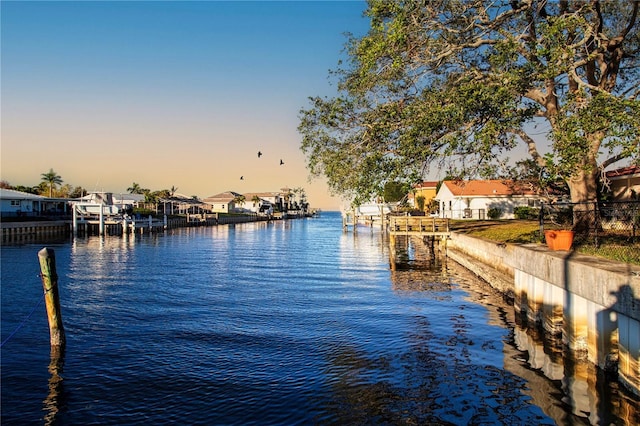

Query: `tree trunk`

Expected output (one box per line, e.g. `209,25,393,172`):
567,167,599,232
568,167,598,204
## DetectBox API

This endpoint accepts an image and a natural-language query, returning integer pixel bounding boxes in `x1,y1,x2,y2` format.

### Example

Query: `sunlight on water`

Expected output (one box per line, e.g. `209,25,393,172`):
2,212,638,425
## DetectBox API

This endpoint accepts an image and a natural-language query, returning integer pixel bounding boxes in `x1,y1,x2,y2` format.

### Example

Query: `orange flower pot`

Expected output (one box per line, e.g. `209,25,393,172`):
544,230,574,251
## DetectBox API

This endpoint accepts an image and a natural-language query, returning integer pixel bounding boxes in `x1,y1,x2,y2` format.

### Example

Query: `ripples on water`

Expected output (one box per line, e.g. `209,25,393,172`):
1,212,638,425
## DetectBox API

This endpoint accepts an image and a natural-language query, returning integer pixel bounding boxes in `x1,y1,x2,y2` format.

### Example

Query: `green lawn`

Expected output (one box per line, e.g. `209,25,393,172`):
452,220,640,265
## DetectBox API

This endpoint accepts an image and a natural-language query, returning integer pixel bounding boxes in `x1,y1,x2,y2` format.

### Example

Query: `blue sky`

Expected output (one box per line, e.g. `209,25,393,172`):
1,1,370,209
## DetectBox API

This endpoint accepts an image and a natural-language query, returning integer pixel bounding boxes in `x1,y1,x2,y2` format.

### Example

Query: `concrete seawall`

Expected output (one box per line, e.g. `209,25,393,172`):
446,232,640,396
1,214,274,241
1,220,71,243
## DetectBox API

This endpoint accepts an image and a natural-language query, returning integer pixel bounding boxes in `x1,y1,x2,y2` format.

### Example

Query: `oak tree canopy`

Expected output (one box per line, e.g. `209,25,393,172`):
298,0,640,206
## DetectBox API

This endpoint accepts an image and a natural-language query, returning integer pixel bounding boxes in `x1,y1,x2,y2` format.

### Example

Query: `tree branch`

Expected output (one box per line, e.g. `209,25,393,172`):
512,128,547,168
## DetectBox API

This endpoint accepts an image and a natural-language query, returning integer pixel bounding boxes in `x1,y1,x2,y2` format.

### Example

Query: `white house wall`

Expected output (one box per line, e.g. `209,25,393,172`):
438,192,538,219
209,203,231,213
1,199,38,216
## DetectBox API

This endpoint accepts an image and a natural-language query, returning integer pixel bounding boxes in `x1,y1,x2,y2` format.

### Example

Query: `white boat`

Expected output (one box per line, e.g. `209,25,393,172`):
70,192,120,217
341,201,397,228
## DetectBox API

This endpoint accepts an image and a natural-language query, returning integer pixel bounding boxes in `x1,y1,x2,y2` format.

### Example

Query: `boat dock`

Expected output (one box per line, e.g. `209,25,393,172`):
341,212,450,236
72,215,168,236
388,216,450,236
341,211,388,230
387,216,450,270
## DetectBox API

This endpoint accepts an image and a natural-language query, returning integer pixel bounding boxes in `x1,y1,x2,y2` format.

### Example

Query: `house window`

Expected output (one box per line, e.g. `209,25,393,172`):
448,201,452,210
11,200,20,206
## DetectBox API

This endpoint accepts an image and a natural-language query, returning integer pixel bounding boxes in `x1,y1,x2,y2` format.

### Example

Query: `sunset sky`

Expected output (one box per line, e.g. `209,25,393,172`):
1,1,371,210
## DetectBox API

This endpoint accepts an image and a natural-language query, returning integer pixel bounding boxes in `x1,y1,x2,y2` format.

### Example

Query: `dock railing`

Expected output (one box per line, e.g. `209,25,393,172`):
388,216,450,235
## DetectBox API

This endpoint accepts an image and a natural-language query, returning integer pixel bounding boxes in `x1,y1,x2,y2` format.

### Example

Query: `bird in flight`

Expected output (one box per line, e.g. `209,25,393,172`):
258,151,262,158
240,176,244,180
280,159,284,165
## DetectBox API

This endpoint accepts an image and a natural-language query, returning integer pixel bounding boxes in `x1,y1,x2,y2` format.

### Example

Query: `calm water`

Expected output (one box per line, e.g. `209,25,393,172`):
1,212,638,425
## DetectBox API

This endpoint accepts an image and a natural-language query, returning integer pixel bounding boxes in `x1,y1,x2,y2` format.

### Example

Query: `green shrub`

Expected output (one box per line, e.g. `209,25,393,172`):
514,206,540,220
487,207,503,219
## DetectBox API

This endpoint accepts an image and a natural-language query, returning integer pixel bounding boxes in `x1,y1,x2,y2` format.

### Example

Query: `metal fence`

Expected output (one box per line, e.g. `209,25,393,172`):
540,201,640,263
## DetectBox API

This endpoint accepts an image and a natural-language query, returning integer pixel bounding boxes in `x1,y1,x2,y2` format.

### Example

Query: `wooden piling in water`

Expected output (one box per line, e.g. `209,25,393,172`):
389,233,397,271
38,248,66,349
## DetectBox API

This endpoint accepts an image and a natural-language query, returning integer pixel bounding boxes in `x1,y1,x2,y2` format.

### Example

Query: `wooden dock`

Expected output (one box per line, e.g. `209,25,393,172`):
388,216,450,236
387,216,450,271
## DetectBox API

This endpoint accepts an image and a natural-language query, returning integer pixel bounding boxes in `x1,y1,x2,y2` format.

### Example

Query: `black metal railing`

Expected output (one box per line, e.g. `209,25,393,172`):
540,201,640,263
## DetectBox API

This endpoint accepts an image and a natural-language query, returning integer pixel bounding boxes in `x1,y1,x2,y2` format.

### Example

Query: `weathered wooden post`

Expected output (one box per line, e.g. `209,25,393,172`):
389,232,397,271
38,248,66,349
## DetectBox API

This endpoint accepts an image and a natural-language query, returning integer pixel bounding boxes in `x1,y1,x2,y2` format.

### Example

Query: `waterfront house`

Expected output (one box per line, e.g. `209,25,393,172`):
0,188,46,218
202,191,243,213
435,180,543,219
0,188,69,218
605,165,640,201
243,192,281,214
157,193,209,215
408,181,439,213
113,193,146,209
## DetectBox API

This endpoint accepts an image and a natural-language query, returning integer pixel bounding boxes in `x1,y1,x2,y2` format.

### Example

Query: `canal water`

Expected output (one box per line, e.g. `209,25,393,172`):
1,212,638,425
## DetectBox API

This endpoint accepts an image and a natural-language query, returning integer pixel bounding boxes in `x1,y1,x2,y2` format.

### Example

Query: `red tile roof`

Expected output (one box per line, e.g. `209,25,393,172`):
413,181,439,189
443,180,537,196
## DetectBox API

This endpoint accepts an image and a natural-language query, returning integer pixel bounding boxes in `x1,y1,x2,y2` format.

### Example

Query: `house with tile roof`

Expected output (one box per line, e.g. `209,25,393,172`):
435,180,543,219
408,181,439,213
605,165,640,201
243,192,282,214
202,191,244,213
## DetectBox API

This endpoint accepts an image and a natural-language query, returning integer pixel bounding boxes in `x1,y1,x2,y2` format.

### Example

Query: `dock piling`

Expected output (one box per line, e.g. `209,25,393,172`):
38,248,66,349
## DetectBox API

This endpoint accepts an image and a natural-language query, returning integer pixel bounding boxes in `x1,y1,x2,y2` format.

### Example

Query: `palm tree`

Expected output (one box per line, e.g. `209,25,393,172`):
170,185,178,197
127,182,144,194
143,189,155,204
295,188,308,213
281,187,293,211
233,195,246,211
292,187,307,211
40,168,63,197
251,195,261,208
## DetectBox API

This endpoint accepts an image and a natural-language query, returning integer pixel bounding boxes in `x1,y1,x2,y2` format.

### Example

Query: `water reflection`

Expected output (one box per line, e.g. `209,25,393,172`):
2,215,638,425
43,346,66,426
383,233,639,424
320,282,552,424
339,229,388,270
513,323,639,424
